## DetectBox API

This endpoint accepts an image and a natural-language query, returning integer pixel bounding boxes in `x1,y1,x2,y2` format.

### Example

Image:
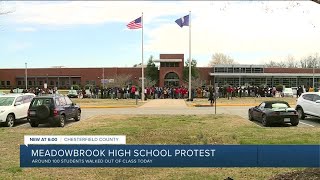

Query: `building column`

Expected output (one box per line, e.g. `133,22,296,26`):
69,77,71,89
35,77,37,87
58,76,60,89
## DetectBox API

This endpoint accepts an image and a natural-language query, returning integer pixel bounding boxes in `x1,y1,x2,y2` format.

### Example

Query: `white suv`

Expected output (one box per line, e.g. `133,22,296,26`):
0,93,36,127
295,92,320,119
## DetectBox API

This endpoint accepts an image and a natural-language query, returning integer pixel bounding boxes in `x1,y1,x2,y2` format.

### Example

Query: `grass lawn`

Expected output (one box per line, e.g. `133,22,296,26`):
189,97,298,106
0,114,319,180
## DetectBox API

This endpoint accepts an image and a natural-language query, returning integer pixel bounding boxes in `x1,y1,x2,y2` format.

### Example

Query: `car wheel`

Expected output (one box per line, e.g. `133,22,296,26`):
291,121,299,126
5,114,15,127
297,108,305,120
58,115,65,127
74,110,81,121
248,111,254,121
30,121,39,127
261,115,269,127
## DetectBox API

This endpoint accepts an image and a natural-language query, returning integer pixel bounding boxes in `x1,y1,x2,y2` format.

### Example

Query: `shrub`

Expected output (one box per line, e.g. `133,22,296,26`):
71,84,80,90
276,84,284,92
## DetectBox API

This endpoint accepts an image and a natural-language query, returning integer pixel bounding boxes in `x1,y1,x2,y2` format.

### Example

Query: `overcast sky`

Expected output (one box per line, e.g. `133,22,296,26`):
0,1,319,68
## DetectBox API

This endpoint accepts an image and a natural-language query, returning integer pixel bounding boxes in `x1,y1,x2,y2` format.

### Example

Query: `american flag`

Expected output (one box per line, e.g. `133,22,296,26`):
127,17,142,29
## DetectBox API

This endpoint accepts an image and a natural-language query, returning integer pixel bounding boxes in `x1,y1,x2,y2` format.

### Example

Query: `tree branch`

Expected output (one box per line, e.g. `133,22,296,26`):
311,0,320,5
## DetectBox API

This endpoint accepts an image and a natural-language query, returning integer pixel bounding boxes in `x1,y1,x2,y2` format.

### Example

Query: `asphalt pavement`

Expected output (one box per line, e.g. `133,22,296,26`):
13,102,319,128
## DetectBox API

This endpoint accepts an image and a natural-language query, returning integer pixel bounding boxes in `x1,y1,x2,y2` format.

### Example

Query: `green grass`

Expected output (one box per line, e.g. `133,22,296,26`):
189,97,298,106
0,114,318,180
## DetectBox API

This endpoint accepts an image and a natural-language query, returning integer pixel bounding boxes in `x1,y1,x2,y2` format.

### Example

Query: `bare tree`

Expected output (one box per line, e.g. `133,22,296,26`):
106,74,131,88
286,55,299,68
208,53,237,67
265,54,320,68
264,60,279,67
191,77,203,89
0,1,14,15
138,77,156,88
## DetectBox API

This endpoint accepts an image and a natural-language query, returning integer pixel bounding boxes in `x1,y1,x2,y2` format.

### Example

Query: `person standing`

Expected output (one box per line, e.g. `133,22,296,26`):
208,86,214,106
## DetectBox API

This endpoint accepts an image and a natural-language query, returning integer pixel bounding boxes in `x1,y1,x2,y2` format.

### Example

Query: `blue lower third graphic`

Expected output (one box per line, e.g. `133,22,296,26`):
20,145,320,167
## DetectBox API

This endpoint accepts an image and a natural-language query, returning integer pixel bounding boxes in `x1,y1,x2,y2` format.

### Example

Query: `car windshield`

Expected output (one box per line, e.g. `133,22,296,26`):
271,103,289,109
0,97,15,106
68,90,77,94
30,98,53,107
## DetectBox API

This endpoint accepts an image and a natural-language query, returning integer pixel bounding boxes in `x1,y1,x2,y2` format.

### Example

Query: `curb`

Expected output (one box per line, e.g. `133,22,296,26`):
80,105,138,109
192,104,296,107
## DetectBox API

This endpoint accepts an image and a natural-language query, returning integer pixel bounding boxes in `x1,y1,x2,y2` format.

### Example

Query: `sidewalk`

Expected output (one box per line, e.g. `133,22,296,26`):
139,99,187,108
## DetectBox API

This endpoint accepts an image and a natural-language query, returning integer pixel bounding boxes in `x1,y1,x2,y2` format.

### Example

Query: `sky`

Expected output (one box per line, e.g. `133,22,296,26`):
0,1,320,68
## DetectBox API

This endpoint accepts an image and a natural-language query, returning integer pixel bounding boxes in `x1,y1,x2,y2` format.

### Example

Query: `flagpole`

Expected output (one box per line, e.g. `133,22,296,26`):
188,11,192,101
141,12,145,102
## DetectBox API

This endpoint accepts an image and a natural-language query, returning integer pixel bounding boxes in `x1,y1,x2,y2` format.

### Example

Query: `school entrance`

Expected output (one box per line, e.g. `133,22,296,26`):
164,72,180,86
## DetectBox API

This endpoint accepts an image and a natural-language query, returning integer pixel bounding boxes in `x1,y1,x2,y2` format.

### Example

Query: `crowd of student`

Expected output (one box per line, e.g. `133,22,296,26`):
11,84,317,100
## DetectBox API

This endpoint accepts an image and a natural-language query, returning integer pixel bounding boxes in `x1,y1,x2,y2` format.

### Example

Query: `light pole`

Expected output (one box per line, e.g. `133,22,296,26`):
102,67,105,89
313,58,315,88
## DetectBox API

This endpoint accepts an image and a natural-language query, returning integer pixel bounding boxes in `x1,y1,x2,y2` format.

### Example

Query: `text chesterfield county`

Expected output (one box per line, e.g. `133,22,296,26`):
31,149,216,157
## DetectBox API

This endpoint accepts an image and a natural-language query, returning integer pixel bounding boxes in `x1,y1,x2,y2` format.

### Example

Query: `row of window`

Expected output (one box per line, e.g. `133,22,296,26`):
215,77,320,87
1,81,10,86
160,62,180,67
214,67,264,73
16,80,79,86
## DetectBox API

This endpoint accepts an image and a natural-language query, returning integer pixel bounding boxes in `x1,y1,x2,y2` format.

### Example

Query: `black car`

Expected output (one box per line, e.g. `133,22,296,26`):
248,101,299,127
27,94,81,127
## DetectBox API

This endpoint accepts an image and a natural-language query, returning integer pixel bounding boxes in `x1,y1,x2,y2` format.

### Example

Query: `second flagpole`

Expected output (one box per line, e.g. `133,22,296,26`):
188,11,192,101
141,12,145,102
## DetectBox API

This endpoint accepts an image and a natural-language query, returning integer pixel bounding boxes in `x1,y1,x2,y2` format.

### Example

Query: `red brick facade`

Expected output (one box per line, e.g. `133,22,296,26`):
158,54,184,87
1,53,318,89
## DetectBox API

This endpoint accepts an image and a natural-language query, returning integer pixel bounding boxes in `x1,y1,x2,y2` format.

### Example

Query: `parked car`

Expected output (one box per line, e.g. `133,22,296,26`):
283,88,294,97
67,90,78,98
0,93,36,127
248,101,299,127
27,94,81,127
295,92,320,120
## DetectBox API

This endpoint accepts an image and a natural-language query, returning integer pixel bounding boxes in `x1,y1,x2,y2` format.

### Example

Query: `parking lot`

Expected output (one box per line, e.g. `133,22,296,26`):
13,102,319,128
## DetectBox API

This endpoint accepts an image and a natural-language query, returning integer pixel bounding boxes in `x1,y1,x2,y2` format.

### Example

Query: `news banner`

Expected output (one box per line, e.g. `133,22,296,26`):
20,135,320,167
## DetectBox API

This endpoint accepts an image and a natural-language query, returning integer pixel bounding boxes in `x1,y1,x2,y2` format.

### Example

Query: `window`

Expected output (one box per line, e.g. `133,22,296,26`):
73,81,77,85
15,96,23,104
23,95,34,103
64,97,73,105
18,81,22,86
1,81,4,86
28,81,32,86
59,97,67,106
259,103,265,109
312,94,320,102
50,81,54,86
39,81,43,85
55,98,60,106
164,72,179,79
6,81,10,86
62,81,65,85
302,94,313,101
